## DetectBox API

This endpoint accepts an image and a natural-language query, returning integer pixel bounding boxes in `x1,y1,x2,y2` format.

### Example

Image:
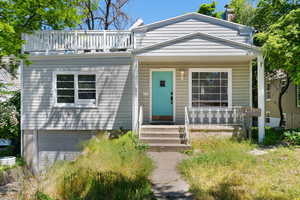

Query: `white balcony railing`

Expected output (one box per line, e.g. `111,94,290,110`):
22,30,133,54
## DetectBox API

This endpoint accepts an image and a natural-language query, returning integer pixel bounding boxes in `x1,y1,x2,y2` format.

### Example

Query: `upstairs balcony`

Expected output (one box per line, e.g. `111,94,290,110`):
22,30,133,55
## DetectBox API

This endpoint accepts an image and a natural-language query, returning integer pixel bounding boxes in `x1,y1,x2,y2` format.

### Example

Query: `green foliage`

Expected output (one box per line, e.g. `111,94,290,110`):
251,127,284,145
33,132,154,200
35,192,54,200
256,9,300,83
283,129,300,145
0,0,83,73
197,1,224,18
0,102,19,139
179,138,300,200
229,0,256,26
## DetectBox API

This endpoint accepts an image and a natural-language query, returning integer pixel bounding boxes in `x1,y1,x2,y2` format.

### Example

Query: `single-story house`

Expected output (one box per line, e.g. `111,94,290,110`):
21,13,265,173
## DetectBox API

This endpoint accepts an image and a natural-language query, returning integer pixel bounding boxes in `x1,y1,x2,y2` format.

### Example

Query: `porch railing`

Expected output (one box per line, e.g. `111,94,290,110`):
137,106,143,139
22,30,133,54
184,107,191,145
188,106,246,126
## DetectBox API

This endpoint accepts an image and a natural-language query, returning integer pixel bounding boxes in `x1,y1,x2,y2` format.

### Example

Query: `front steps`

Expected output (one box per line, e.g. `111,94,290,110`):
139,125,191,152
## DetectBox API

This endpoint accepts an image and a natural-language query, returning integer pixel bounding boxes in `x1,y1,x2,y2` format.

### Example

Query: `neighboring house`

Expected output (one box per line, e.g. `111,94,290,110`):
0,67,20,102
266,79,300,129
21,13,265,173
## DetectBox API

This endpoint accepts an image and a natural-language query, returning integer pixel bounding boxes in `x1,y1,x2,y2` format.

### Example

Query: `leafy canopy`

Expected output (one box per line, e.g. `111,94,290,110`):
0,0,83,71
256,8,300,83
197,1,223,18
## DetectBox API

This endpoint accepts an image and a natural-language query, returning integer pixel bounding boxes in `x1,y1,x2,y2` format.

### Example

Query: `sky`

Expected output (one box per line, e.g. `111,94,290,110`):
124,0,229,25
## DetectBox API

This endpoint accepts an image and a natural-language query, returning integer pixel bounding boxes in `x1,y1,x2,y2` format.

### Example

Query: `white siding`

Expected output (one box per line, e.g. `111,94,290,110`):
135,18,251,49
22,56,132,130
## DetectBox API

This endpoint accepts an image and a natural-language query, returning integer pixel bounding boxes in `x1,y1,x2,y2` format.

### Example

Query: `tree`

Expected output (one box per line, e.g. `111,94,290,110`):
197,1,223,18
78,0,131,30
256,8,300,126
0,0,83,75
229,0,256,26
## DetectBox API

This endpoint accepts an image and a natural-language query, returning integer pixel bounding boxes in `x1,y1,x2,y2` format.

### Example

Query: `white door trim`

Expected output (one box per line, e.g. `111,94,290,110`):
150,68,176,123
188,68,232,108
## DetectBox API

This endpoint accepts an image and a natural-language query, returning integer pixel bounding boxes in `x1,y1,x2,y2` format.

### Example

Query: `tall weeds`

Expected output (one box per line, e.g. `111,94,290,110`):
21,132,154,200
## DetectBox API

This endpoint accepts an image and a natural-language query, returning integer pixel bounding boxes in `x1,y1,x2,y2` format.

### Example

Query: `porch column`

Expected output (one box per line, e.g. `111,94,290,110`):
132,58,139,131
257,54,265,143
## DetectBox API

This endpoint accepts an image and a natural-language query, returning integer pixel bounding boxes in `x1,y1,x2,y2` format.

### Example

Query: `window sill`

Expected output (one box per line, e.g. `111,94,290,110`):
53,104,98,109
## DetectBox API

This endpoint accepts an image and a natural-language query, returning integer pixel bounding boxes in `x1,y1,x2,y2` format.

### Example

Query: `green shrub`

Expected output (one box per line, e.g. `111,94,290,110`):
36,132,154,200
251,127,284,145
283,129,300,145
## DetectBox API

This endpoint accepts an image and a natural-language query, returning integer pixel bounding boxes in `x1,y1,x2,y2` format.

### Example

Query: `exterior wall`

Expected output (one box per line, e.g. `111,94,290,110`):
23,130,95,172
266,80,300,128
139,61,251,124
135,17,251,49
22,56,132,130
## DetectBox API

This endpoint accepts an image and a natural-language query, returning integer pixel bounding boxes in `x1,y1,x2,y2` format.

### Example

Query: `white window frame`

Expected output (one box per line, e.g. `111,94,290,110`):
266,81,271,101
188,68,232,108
53,72,98,108
297,85,300,108
265,111,271,124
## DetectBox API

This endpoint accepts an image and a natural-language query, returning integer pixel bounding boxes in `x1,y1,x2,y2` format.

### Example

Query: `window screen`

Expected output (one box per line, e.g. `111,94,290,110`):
56,74,75,103
78,75,96,100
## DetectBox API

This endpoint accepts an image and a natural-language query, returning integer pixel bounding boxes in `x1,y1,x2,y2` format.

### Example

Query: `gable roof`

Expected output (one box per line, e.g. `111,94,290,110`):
132,31,260,55
132,12,254,33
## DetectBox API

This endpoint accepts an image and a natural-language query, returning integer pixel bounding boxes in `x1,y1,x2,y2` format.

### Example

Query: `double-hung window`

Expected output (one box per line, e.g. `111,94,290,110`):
55,73,96,107
189,69,232,107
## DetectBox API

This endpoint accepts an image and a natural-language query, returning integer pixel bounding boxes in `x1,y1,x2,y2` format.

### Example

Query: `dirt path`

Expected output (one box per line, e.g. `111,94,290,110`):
147,152,193,200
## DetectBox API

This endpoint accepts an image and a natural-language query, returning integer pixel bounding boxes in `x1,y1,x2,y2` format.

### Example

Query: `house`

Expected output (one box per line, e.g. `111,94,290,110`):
266,78,300,128
21,13,265,173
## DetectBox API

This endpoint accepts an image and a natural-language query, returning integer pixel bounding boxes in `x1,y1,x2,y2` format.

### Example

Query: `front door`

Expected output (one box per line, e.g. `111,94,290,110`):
152,71,174,121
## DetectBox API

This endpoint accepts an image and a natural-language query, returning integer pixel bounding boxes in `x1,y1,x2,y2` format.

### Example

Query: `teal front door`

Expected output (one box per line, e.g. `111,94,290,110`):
152,71,174,121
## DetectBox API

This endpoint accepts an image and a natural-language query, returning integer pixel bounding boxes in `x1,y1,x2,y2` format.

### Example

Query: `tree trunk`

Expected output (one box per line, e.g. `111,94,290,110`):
104,0,112,30
278,76,291,127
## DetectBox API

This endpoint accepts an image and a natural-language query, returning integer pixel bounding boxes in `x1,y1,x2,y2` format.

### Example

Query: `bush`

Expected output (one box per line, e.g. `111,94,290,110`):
0,102,19,139
283,129,300,145
251,127,284,145
23,132,154,200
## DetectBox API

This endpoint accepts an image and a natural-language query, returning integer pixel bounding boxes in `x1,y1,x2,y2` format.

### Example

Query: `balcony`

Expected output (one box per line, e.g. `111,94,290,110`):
22,30,133,55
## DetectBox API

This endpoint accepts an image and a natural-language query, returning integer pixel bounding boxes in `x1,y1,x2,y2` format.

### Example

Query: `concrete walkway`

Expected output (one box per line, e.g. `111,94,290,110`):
147,152,193,200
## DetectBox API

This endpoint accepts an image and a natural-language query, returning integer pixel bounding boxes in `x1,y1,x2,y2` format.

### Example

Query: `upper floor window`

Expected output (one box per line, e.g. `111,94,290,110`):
266,81,271,101
55,73,96,107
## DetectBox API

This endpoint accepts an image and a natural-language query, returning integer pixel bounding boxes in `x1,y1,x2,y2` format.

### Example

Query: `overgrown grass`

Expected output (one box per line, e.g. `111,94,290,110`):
179,137,300,200
21,132,154,200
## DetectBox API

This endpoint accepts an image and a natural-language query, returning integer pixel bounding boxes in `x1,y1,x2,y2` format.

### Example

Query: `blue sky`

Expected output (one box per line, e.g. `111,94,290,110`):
124,0,229,25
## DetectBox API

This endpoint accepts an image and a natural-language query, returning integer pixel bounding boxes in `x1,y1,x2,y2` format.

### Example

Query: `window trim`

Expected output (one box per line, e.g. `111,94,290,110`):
297,85,300,108
188,68,232,108
266,81,271,101
53,72,98,108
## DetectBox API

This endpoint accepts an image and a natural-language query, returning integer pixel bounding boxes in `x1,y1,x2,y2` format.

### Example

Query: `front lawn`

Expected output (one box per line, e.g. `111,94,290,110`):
179,137,300,200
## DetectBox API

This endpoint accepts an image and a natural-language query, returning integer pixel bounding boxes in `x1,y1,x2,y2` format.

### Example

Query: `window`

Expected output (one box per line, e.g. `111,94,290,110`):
190,69,231,107
266,81,271,101
297,86,300,108
55,73,96,107
266,111,270,123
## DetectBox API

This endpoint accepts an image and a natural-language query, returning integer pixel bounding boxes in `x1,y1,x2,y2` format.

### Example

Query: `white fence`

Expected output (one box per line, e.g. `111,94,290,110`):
22,30,133,54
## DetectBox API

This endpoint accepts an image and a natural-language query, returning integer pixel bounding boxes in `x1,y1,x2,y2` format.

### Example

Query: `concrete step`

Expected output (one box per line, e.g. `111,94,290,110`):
141,125,182,133
148,143,191,152
140,132,183,138
140,137,182,144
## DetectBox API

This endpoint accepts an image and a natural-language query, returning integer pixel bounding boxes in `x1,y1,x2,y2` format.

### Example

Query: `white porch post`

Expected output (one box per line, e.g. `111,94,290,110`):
257,54,265,143
132,57,139,131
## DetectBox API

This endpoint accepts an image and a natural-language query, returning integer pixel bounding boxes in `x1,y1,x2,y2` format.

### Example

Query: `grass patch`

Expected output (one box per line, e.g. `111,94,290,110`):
21,132,154,200
179,137,300,200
